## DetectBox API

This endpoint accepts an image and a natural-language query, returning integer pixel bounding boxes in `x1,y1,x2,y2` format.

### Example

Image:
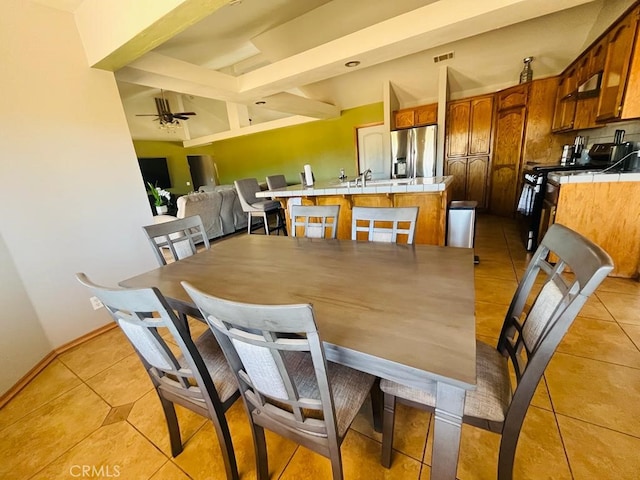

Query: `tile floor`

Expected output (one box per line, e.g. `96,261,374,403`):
1,215,639,479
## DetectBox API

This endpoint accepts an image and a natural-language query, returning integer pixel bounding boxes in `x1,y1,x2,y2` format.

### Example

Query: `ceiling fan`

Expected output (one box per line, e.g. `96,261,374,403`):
136,91,196,125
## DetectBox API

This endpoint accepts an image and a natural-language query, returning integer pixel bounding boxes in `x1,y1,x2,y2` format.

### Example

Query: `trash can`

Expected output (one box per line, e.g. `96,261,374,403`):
447,200,479,264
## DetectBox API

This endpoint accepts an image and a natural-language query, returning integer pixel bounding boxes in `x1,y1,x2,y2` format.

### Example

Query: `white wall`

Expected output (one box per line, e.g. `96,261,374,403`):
0,1,158,393
0,234,51,394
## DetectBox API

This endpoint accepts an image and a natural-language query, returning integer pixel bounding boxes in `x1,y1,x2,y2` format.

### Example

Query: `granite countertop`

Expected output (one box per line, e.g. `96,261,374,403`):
547,170,640,184
256,176,453,198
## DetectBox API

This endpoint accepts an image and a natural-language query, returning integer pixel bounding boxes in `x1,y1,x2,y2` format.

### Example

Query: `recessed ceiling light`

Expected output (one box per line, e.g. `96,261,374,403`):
255,101,266,105
228,0,243,5
345,61,361,68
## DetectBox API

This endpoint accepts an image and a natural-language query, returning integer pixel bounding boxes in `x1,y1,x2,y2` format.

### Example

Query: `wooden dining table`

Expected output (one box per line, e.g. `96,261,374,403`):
120,234,476,479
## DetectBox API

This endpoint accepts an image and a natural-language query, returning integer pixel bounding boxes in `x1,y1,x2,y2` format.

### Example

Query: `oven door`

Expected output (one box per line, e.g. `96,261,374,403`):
538,179,560,244
517,172,543,251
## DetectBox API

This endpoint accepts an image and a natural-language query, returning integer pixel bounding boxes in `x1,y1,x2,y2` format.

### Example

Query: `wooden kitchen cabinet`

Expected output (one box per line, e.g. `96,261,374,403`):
552,66,578,131
490,102,527,216
393,103,437,129
445,94,494,208
445,156,489,208
597,7,639,122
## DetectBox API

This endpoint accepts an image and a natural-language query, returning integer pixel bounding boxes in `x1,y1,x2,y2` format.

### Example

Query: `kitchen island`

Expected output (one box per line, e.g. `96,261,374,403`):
256,176,453,245
547,171,640,278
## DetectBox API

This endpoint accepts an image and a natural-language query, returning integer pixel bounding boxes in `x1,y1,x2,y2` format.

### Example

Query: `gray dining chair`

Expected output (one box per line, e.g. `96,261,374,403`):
76,274,241,480
182,282,376,480
142,215,209,265
351,206,418,244
379,223,613,479
265,174,287,191
290,204,340,239
234,178,286,235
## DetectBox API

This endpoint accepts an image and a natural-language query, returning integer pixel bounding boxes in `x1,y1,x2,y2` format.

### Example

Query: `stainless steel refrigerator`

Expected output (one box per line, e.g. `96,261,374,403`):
390,125,437,178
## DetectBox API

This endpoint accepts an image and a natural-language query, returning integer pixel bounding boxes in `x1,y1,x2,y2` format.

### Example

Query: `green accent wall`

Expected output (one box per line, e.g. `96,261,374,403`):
133,103,383,191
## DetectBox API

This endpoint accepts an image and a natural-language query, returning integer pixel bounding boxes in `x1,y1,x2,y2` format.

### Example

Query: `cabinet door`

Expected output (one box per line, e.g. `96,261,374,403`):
497,84,528,110
490,107,526,216
415,103,437,125
445,158,467,201
446,101,471,157
597,11,639,121
469,96,494,155
394,109,415,129
590,36,607,75
466,156,489,208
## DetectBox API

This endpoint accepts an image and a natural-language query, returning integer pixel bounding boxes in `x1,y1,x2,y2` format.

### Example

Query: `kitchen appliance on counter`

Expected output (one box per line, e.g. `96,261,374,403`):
517,162,607,251
589,130,636,170
391,125,437,178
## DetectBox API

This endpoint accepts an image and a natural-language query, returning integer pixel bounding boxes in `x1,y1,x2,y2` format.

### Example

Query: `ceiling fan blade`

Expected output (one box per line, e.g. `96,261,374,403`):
173,112,196,116
173,115,189,120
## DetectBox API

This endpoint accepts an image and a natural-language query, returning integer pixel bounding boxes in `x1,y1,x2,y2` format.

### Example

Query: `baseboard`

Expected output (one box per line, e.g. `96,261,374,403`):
0,322,118,409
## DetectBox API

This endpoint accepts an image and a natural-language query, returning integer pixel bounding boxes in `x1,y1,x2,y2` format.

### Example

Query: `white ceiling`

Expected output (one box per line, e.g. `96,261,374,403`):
43,0,638,142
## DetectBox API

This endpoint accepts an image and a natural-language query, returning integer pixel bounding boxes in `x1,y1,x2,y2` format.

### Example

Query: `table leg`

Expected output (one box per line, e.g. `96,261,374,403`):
430,382,465,480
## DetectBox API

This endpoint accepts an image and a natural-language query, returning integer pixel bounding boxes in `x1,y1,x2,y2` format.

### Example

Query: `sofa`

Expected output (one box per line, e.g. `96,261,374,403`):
174,185,248,240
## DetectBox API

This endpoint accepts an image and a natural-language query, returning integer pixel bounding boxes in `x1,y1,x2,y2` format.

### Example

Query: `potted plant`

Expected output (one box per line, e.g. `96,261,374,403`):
147,182,171,215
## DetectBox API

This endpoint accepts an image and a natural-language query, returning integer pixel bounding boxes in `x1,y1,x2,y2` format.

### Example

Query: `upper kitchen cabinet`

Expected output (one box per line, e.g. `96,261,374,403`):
393,103,437,129
552,65,578,132
596,6,640,122
445,94,494,208
446,95,494,157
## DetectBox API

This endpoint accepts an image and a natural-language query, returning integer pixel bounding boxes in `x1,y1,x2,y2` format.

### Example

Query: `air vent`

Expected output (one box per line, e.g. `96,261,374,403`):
433,51,454,63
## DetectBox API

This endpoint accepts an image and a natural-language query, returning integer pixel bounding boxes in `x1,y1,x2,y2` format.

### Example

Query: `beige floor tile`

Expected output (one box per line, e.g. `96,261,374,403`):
57,326,134,380
0,384,110,480
85,352,154,407
418,464,431,479
31,421,167,480
578,294,615,322
596,276,640,296
596,291,640,325
474,260,517,281
475,301,509,339
557,414,640,480
423,406,570,479
620,322,640,350
557,316,640,368
280,429,421,480
474,277,518,305
546,353,640,437
127,389,207,456
0,359,81,427
149,460,192,480
173,401,297,480
352,398,430,462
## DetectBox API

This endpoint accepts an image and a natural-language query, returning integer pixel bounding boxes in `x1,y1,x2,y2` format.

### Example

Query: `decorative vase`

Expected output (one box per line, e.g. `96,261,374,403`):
156,205,168,215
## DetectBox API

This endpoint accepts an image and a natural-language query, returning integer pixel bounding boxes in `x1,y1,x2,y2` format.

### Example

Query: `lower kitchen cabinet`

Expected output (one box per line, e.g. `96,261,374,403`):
553,179,640,278
445,156,489,208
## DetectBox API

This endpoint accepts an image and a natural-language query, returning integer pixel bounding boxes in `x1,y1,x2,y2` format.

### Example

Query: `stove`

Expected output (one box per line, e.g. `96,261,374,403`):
517,162,606,251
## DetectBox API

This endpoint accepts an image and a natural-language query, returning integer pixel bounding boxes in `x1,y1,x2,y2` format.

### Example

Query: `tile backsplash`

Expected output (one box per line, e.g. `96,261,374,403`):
573,119,640,163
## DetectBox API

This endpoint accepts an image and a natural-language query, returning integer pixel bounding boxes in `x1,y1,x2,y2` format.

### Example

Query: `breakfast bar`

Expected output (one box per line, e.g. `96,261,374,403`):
256,176,454,245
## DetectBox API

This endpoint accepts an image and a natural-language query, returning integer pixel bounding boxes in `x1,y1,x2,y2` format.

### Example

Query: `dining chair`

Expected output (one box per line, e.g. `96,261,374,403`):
290,205,340,239
265,174,287,191
351,206,418,244
234,178,286,235
76,274,241,480
182,282,376,480
379,223,613,479
143,215,209,266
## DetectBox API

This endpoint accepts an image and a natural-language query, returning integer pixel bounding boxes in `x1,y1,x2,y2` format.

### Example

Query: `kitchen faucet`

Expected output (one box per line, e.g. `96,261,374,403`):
356,169,372,187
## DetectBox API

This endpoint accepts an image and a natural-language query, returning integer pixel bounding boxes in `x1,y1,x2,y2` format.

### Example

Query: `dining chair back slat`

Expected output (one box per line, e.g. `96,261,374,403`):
143,215,209,265
351,206,418,244
290,205,340,239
